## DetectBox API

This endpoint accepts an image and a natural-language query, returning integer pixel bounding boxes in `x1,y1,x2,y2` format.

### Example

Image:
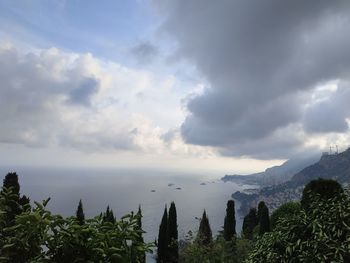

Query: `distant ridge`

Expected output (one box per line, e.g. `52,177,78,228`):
291,148,350,185
222,154,319,186
231,148,350,214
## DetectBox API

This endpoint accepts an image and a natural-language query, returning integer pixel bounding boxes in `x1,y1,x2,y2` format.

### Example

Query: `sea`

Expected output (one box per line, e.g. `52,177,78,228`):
0,166,256,262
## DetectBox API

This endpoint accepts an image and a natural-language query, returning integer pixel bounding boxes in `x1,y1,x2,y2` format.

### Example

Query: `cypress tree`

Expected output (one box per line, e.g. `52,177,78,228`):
76,199,85,225
257,201,265,221
75,200,89,261
242,208,258,240
258,201,270,235
102,206,110,222
167,202,178,262
136,205,145,263
223,200,236,241
102,205,116,224
157,206,168,263
197,210,212,246
109,209,116,223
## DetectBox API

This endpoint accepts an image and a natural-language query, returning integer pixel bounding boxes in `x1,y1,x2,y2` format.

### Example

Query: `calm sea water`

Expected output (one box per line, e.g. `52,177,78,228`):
0,167,255,262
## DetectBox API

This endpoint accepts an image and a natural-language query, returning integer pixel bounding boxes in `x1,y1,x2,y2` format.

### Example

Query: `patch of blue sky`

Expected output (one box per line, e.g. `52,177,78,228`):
0,0,158,63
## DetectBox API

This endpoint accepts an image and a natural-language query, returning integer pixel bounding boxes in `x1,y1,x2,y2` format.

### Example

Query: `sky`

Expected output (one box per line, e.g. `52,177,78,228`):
1,0,350,174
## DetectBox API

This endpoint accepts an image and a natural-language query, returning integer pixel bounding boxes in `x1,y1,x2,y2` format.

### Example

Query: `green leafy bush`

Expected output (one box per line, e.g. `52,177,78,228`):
270,202,301,230
180,231,238,263
247,190,350,263
0,188,153,263
301,178,343,209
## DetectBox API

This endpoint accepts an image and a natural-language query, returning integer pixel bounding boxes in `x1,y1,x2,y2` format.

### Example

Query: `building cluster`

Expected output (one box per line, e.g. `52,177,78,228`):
249,186,303,211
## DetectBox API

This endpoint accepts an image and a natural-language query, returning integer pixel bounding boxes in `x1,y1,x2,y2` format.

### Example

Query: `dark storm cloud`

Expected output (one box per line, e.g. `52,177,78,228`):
130,41,159,64
303,82,350,134
155,0,350,158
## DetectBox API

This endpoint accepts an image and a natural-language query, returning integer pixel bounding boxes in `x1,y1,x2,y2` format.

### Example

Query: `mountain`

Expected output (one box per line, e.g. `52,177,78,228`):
292,149,350,185
232,148,350,215
222,154,319,186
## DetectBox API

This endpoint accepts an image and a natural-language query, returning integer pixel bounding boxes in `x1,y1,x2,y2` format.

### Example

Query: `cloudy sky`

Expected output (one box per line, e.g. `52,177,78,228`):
1,0,350,174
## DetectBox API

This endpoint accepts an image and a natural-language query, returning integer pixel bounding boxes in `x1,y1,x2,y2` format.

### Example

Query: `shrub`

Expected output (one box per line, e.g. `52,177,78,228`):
270,202,301,230
247,188,350,262
0,188,153,263
301,178,343,209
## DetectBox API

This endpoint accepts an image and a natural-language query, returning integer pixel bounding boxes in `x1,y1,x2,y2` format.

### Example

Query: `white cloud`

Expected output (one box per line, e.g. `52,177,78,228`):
0,41,225,162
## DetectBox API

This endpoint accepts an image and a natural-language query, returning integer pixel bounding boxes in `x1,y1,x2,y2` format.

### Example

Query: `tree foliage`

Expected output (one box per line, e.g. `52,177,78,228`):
180,232,251,263
242,208,258,240
257,201,270,235
102,205,116,224
76,199,85,225
247,187,350,262
0,185,153,262
301,178,343,209
181,232,227,262
1,172,30,226
167,201,178,262
197,210,213,246
224,200,236,241
157,206,168,262
270,201,301,230
3,172,20,194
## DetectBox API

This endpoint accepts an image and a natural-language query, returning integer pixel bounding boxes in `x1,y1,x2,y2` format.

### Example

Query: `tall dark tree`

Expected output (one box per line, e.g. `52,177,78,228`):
167,202,178,262
102,205,116,224
136,205,145,263
197,210,212,246
157,206,168,263
258,201,270,235
242,208,258,240
223,200,236,241
109,209,116,223
73,200,89,261
257,201,265,221
3,172,20,194
102,205,110,223
2,172,21,225
301,178,343,210
76,199,85,225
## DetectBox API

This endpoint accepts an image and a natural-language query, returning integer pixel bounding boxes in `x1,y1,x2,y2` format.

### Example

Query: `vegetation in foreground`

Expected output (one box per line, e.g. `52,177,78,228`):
0,172,349,263
0,172,152,262
177,178,350,263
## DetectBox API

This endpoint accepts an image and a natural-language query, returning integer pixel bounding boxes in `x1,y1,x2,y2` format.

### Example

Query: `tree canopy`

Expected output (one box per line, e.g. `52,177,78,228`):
257,201,270,235
223,199,236,241
157,206,168,263
242,208,258,240
167,201,178,262
301,178,343,209
248,181,350,262
197,210,213,246
76,199,85,225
